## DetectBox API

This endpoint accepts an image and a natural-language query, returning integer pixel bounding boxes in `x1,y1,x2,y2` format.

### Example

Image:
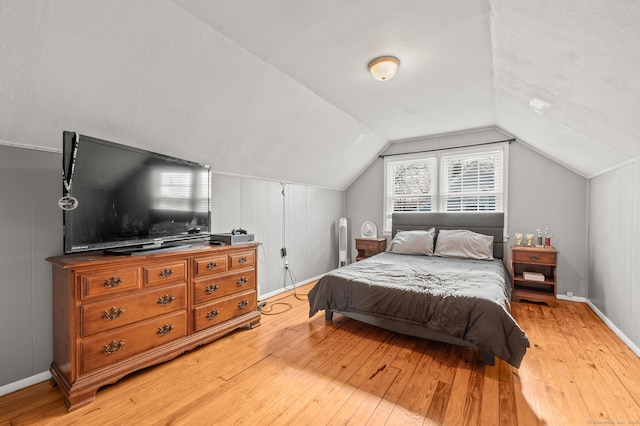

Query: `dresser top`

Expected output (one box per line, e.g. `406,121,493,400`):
46,242,258,269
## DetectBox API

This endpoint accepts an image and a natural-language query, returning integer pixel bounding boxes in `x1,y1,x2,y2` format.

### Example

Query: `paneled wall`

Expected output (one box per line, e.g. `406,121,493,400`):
0,145,61,388
345,128,588,297
0,145,344,390
589,160,639,349
211,173,344,298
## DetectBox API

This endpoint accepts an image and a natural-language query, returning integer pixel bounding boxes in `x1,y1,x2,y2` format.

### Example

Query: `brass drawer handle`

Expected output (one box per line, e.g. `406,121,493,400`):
159,268,174,278
103,340,125,355
102,307,125,320
205,283,220,294
206,309,220,319
157,294,175,306
206,261,218,270
237,299,249,310
104,277,122,288
529,255,540,261
237,276,248,286
238,256,247,265
157,323,174,336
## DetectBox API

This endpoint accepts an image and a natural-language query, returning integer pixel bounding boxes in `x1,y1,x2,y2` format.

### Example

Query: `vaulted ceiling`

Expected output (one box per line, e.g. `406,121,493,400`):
1,1,638,189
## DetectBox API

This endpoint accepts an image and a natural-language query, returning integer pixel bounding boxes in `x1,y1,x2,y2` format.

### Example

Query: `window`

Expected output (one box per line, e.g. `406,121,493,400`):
383,144,507,232
384,155,437,231
440,149,503,212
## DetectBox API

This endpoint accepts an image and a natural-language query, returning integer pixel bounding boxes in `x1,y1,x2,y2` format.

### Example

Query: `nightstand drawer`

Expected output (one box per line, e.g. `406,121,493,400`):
512,249,556,265
356,239,386,251
355,238,387,261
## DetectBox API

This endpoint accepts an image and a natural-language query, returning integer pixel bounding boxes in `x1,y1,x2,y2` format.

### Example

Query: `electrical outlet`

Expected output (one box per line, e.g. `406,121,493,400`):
566,291,573,297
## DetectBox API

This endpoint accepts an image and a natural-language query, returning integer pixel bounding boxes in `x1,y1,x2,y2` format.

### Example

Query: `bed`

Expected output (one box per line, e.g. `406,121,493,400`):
308,212,530,368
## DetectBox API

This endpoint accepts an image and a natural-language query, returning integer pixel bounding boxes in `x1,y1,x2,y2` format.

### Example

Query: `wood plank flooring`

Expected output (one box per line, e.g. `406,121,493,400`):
1,283,639,425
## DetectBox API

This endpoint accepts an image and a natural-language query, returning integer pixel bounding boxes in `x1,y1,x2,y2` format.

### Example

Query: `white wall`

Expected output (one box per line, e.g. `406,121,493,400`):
508,142,588,298
211,173,344,298
345,128,589,297
0,146,60,388
589,161,640,349
0,0,387,191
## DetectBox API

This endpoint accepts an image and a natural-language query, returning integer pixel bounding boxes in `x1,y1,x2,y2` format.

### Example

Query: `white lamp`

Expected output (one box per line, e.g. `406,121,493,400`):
368,56,400,81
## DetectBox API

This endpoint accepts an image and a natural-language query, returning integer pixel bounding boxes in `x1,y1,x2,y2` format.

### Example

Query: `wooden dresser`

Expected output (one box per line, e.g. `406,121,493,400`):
47,243,260,411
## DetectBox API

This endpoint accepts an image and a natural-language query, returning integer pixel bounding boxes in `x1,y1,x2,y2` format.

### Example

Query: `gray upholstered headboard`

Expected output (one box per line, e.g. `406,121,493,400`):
391,212,505,259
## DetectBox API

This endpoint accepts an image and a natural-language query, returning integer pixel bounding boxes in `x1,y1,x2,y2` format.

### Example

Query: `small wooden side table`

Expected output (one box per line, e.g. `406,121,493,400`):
355,238,387,261
511,245,558,307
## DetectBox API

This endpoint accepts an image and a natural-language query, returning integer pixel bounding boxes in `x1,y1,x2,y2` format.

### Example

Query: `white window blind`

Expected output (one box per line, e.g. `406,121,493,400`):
384,156,437,231
440,149,503,212
382,143,507,233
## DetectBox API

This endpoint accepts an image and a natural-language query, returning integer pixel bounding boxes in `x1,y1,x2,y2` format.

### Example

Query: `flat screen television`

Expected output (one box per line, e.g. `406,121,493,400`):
62,131,211,254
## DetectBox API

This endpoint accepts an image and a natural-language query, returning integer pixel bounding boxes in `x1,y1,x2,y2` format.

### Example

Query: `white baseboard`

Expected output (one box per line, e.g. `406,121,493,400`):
259,274,323,300
0,371,50,398
556,294,588,302
586,300,640,359
4,290,634,399
554,295,639,358
0,275,326,398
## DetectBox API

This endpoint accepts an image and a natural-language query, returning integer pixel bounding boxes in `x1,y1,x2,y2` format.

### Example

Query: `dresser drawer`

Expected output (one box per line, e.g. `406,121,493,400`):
193,255,228,277
228,251,255,270
193,271,256,305
81,283,187,337
512,249,557,265
143,261,186,286
193,291,256,332
80,268,140,301
81,311,187,374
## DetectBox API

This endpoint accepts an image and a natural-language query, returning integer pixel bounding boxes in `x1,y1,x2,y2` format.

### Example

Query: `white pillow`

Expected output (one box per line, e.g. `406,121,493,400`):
388,228,436,255
434,229,494,260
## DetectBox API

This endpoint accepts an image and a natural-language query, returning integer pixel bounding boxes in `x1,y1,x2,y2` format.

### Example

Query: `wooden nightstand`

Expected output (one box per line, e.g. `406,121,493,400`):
511,246,558,307
355,238,387,261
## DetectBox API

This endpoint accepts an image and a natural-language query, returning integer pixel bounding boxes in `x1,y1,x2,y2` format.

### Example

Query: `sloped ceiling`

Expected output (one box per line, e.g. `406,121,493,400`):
491,0,640,177
0,1,638,190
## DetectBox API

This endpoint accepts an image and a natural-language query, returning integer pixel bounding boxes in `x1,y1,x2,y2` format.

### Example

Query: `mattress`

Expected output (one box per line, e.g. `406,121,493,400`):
308,251,530,367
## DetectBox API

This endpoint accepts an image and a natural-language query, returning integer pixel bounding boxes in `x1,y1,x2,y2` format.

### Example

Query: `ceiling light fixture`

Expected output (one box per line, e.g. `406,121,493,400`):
368,56,400,81
529,97,551,114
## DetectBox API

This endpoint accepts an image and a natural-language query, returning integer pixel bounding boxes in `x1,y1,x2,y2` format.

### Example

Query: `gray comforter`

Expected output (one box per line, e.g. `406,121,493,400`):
308,252,529,367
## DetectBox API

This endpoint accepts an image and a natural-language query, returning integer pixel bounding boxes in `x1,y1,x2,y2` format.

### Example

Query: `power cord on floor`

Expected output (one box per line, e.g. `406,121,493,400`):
257,298,292,315
258,262,307,315
286,263,308,301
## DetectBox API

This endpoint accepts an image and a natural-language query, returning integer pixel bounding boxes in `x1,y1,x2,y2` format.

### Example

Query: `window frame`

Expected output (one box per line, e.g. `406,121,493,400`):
383,152,438,233
382,143,509,235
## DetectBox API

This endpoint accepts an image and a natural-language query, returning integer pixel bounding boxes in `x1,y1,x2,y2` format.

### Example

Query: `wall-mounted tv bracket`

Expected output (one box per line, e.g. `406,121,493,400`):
59,132,79,211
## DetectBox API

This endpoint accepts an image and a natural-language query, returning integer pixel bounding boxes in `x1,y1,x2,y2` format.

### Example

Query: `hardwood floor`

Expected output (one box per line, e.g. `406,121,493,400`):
1,282,639,425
